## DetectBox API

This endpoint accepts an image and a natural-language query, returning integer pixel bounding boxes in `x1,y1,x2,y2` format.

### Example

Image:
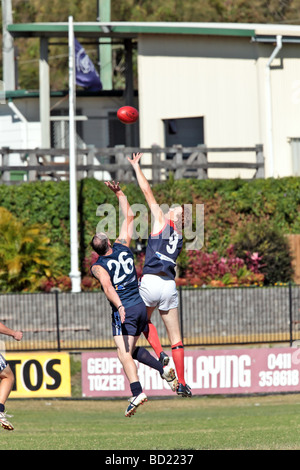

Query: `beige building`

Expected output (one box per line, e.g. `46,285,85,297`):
4,21,300,179
135,22,300,178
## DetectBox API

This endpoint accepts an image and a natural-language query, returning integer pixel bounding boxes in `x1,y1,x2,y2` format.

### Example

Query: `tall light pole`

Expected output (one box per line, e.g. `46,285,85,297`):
68,16,81,292
1,0,15,91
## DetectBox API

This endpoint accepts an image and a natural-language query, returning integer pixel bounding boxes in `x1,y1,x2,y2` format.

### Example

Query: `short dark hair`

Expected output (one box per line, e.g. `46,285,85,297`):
91,233,109,256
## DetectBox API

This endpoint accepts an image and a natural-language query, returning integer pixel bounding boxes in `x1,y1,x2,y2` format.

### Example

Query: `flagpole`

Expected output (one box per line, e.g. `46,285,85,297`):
68,15,81,292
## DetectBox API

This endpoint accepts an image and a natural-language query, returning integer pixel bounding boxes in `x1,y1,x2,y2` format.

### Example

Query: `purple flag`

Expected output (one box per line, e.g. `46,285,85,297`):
75,38,102,91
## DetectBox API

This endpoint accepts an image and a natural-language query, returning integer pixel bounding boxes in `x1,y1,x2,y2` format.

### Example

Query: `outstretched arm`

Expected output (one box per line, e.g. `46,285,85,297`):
0,322,23,341
105,181,134,246
91,265,125,323
127,153,165,232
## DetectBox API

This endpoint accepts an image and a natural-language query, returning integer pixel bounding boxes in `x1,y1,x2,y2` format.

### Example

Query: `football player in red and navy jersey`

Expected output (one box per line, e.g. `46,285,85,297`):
128,153,192,398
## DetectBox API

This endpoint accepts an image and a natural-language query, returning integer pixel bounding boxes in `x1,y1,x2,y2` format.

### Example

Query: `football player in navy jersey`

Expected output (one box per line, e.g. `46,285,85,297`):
128,153,192,398
90,181,177,417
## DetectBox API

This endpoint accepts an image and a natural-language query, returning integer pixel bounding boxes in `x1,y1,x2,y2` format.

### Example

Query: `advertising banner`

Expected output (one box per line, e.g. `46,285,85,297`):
82,347,300,397
6,352,71,398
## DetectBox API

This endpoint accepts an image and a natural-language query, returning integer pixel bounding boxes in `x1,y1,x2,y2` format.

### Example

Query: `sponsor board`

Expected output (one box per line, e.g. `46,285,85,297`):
82,348,300,397
6,352,71,398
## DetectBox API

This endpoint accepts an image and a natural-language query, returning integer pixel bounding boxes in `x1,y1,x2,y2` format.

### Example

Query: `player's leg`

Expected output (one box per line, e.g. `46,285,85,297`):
132,346,177,391
158,278,192,396
0,364,15,430
143,307,169,365
159,306,183,373
159,308,192,397
114,334,147,417
140,275,169,365
114,334,140,384
131,301,177,391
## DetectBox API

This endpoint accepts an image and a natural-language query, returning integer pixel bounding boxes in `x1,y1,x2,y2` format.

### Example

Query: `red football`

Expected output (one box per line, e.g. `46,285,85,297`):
117,106,139,124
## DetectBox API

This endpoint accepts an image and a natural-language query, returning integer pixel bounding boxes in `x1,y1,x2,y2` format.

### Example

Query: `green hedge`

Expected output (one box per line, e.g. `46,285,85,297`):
0,176,299,285
0,179,146,274
154,176,300,250
152,176,300,278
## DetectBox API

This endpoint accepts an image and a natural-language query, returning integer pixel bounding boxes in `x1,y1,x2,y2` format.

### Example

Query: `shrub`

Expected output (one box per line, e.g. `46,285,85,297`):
0,176,298,290
233,220,294,285
40,275,72,292
40,251,100,292
0,207,62,292
184,245,264,287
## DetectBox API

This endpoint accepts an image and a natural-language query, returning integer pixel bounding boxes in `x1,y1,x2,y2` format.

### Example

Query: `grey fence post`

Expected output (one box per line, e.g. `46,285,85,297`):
289,282,293,346
1,147,10,182
55,290,61,352
115,145,125,181
255,144,265,178
152,144,161,184
174,145,184,179
28,152,38,181
86,145,95,178
197,144,208,179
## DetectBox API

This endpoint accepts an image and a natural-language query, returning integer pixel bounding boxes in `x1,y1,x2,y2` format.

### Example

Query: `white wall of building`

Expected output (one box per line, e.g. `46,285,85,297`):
137,32,300,178
2,23,300,180
0,115,41,150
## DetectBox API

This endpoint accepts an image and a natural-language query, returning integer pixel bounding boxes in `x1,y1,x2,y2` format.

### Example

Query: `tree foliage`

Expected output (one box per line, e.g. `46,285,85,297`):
0,207,62,292
0,176,298,291
233,219,294,285
1,0,300,90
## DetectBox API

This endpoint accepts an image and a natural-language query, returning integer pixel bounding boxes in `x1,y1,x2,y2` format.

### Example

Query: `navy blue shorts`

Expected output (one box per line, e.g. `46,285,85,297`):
111,301,147,337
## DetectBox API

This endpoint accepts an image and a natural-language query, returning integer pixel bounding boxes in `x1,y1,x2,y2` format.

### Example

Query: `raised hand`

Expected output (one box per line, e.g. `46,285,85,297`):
127,152,143,168
105,180,121,194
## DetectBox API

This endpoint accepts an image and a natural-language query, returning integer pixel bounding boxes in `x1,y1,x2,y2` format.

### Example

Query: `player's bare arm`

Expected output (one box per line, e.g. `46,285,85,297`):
91,265,126,323
0,322,23,341
127,153,165,232
105,180,134,246
105,180,120,193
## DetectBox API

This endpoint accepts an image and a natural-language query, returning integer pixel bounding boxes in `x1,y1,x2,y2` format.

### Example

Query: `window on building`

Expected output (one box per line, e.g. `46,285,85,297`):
163,116,204,157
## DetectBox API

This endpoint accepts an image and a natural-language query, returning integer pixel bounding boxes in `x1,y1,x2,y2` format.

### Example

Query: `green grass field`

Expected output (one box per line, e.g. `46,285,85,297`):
1,394,300,450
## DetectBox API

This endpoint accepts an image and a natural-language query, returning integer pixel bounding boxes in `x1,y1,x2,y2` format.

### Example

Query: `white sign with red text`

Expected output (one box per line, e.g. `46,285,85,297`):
81,348,300,397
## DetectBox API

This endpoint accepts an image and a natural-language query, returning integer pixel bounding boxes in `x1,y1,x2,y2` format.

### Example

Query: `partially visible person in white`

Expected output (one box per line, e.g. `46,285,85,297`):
128,152,192,397
0,321,23,430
